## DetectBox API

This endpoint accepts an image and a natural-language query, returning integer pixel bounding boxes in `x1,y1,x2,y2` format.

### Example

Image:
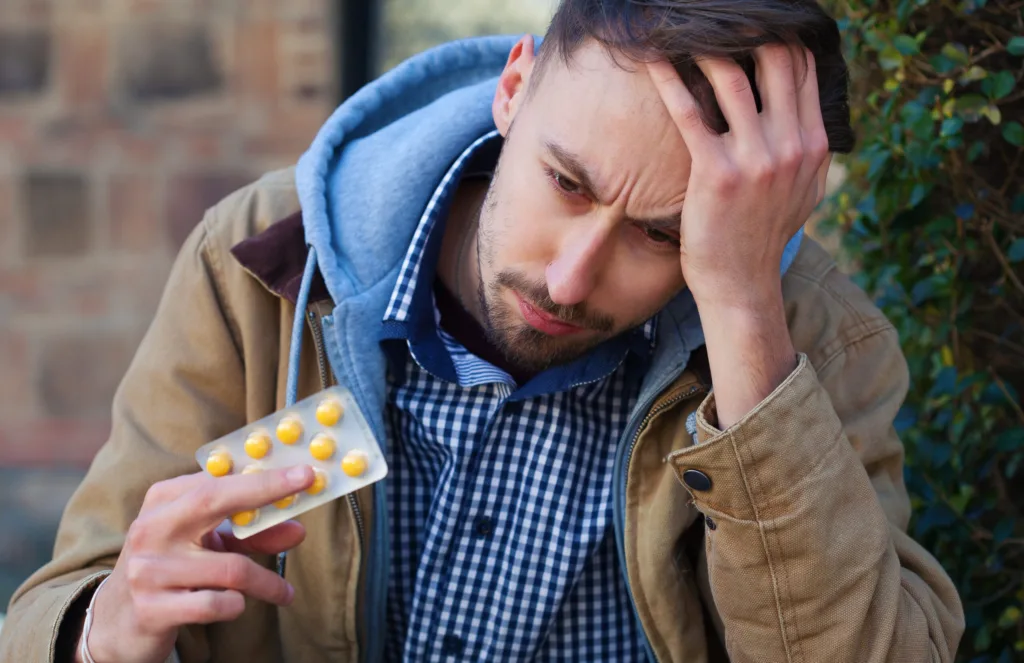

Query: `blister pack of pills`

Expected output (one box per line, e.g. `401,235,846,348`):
194,386,388,539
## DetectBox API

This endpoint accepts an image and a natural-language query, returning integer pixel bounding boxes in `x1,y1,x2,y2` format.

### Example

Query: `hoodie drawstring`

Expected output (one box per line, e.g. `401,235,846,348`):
286,246,319,408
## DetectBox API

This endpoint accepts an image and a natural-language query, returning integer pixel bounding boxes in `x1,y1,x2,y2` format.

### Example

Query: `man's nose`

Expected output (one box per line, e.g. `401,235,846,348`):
545,221,613,306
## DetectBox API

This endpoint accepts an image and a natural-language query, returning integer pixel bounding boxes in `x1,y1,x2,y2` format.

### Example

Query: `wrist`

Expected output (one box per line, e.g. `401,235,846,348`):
686,270,784,314
696,290,796,429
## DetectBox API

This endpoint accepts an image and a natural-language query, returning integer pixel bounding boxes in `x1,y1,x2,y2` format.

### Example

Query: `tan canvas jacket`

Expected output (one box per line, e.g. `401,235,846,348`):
1,168,964,663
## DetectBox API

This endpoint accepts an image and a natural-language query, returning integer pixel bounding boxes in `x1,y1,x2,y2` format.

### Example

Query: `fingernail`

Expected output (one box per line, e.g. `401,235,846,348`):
285,582,295,604
287,465,311,486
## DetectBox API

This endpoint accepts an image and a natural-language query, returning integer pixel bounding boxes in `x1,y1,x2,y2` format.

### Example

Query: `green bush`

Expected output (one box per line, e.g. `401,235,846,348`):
821,1,1024,659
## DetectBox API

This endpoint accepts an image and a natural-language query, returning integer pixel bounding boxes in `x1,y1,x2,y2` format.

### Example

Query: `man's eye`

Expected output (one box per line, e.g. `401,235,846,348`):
642,226,680,246
553,172,581,194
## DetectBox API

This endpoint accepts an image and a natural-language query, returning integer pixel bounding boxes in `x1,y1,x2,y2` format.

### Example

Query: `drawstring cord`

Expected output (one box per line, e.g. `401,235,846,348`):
286,246,319,407
278,246,318,577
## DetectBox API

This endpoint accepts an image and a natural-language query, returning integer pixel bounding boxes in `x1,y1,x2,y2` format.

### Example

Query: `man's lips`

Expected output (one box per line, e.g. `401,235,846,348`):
515,293,584,337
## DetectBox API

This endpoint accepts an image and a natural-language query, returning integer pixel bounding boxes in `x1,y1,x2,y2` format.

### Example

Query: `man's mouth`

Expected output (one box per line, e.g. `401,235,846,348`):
514,292,585,337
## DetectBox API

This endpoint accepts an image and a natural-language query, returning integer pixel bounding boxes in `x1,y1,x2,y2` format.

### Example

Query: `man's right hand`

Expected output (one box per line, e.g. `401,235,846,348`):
77,465,316,663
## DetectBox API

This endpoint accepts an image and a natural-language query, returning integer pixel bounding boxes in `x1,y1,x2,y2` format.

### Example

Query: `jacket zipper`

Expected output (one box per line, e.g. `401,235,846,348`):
619,380,707,663
307,308,366,547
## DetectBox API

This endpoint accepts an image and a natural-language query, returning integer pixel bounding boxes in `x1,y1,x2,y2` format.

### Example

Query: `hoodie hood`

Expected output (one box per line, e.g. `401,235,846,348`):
296,36,519,306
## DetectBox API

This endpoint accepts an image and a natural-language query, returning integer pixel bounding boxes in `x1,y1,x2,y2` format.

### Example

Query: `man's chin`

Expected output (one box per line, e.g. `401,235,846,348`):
494,328,604,373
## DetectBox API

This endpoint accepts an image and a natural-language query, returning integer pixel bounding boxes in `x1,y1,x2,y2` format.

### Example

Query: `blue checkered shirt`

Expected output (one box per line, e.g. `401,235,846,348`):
380,131,657,661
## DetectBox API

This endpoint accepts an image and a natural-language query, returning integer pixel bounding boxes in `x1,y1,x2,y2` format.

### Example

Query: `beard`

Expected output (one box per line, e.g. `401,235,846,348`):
476,269,617,373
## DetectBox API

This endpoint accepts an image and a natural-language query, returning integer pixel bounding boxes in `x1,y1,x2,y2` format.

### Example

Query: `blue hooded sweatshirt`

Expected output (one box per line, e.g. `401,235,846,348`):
293,35,803,663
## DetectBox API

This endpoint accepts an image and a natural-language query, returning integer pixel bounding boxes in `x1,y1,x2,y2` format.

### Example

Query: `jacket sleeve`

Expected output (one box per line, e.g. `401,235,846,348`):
669,325,964,662
0,216,246,663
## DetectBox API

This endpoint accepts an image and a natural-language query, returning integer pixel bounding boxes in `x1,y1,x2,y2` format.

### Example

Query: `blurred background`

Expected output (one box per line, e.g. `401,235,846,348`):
0,0,554,619
1,0,1022,659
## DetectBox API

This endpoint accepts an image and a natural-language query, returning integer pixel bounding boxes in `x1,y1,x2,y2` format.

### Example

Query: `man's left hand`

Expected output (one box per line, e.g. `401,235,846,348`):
647,45,831,309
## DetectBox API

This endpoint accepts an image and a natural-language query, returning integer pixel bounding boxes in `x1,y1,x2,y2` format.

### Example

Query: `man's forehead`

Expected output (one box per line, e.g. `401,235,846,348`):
527,43,691,211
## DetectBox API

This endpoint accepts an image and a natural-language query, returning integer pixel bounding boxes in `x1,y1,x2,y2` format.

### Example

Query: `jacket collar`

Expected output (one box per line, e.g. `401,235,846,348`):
229,211,331,305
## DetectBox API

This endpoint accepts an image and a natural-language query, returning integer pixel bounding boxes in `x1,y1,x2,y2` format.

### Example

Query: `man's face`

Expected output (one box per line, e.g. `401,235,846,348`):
475,40,691,372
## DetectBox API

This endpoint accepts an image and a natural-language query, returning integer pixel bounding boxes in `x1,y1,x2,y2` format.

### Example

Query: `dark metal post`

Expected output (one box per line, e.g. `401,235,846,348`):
338,0,379,103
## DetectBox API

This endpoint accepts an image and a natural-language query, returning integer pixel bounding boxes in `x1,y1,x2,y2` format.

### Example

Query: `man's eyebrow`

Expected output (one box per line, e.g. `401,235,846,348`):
545,138,682,232
545,140,602,201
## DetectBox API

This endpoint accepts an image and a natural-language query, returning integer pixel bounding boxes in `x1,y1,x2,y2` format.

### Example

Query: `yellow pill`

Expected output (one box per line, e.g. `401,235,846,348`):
306,469,328,495
274,494,298,509
241,464,263,475
205,451,233,477
309,433,336,461
244,432,272,459
315,399,345,427
341,450,369,477
276,416,303,445
231,509,258,527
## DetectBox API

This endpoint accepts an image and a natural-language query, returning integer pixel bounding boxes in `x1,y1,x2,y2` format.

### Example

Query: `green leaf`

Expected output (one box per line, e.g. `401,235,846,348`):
958,65,988,84
1008,36,1024,56
956,94,990,122
981,104,1003,125
1007,238,1024,262
879,46,904,70
940,117,964,137
975,623,991,651
981,70,1016,100
893,34,920,55
967,140,986,161
1003,121,1024,147
941,42,970,66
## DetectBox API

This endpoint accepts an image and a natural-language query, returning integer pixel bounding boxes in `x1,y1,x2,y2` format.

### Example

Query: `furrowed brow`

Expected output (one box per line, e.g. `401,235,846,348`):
544,140,602,201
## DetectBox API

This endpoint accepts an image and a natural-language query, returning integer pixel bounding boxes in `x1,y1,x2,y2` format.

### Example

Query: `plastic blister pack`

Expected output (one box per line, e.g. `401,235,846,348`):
194,386,388,538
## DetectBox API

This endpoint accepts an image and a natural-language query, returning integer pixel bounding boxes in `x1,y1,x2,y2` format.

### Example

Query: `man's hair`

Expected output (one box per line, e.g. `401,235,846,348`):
535,0,855,154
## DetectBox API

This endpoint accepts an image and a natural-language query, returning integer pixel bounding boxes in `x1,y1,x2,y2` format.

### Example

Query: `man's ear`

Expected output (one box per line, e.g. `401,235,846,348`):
493,34,536,137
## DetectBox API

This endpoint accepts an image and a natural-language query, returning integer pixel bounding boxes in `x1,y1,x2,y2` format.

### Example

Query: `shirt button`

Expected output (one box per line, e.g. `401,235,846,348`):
473,515,495,538
682,469,713,491
441,634,464,655
705,515,717,531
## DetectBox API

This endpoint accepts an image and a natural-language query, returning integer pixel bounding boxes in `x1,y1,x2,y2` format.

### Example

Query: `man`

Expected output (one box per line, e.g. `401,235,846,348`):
1,0,963,661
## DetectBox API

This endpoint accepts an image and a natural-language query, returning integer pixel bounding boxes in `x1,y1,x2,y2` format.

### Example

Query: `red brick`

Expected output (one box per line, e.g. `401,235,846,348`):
0,266,42,315
182,132,225,161
57,23,109,107
105,129,160,164
108,172,161,251
236,21,279,100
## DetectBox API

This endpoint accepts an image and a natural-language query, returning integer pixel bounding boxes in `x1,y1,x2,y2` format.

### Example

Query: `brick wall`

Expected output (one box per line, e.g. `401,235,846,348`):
0,0,336,466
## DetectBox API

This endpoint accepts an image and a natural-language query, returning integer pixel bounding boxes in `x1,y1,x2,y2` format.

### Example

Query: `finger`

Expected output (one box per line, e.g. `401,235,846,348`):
796,49,828,155
646,60,720,156
694,57,762,141
169,465,315,535
217,520,307,556
134,589,247,631
141,472,210,510
752,44,800,135
128,551,295,606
